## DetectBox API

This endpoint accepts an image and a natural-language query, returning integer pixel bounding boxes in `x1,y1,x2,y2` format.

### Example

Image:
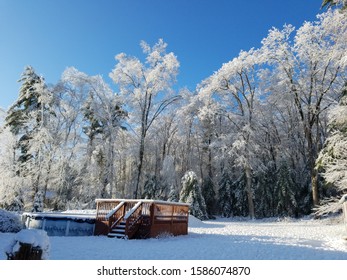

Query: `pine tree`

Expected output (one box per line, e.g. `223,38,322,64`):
142,174,162,199
230,174,249,217
217,171,233,217
274,162,298,216
167,184,179,202
5,66,45,166
179,171,208,220
202,177,216,218
32,190,44,212
4,66,52,210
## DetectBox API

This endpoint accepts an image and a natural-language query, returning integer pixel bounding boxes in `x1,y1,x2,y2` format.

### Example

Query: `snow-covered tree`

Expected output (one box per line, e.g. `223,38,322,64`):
179,171,208,220
197,48,266,218
142,174,161,199
322,0,347,10
4,66,54,210
0,127,25,211
261,10,347,206
32,191,44,212
217,170,233,217
109,39,180,198
274,162,298,216
316,85,347,214
57,67,126,204
167,184,179,202
202,177,216,218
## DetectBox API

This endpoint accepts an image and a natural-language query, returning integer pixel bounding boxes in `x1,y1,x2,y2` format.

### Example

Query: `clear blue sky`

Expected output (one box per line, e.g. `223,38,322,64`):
0,0,322,110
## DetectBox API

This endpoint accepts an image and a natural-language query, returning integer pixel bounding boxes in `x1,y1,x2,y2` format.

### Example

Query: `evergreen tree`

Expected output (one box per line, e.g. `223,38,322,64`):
230,174,249,217
274,162,298,217
4,66,53,210
5,66,45,167
254,166,276,218
167,184,179,202
142,174,162,199
32,190,44,212
202,177,216,218
179,171,208,220
217,171,233,217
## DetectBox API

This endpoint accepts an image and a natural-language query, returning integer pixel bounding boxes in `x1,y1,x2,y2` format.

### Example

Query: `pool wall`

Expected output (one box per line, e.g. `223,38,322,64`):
22,212,96,236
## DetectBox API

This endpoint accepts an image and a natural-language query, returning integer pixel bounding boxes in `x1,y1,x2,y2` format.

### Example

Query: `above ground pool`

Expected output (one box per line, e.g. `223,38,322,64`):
22,212,96,236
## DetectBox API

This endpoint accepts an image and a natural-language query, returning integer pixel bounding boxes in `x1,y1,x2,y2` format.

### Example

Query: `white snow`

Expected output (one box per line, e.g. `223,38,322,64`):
1,215,347,260
4,229,50,259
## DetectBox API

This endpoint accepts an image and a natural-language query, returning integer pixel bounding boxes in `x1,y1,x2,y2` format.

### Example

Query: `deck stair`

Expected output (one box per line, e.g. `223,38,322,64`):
107,201,143,239
108,220,126,238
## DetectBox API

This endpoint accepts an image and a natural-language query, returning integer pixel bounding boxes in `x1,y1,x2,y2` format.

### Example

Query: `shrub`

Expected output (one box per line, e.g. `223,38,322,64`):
0,209,23,233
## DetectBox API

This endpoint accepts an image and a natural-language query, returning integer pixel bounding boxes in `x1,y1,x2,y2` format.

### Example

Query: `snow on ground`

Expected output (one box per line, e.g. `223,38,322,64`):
1,215,347,260
4,229,50,259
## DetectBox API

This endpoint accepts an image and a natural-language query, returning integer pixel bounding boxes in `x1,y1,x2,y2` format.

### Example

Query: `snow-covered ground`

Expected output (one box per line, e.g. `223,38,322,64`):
1,215,347,260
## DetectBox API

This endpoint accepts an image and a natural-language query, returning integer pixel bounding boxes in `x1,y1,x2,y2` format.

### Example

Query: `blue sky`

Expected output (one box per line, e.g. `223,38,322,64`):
0,0,322,110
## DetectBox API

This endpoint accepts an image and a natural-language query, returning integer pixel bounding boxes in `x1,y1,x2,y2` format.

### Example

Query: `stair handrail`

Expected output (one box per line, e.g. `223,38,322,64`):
124,201,142,220
106,201,125,220
124,201,143,239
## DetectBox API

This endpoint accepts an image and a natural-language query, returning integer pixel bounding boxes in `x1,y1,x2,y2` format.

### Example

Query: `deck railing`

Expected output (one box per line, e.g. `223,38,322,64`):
125,201,143,239
94,199,189,238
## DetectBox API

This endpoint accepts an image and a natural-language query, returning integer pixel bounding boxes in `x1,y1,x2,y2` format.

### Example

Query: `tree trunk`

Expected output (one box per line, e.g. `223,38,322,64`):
311,169,319,207
134,136,145,199
245,165,255,219
305,125,320,207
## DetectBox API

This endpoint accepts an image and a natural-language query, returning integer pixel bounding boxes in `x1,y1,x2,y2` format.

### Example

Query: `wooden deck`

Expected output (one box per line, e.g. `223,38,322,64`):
94,199,190,239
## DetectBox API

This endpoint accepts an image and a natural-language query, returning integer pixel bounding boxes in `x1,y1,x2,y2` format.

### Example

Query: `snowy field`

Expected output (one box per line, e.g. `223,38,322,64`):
1,215,347,260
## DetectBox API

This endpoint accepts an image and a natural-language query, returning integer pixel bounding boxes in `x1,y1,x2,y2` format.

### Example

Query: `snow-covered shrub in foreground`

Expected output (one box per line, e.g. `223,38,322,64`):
0,209,23,233
5,229,50,260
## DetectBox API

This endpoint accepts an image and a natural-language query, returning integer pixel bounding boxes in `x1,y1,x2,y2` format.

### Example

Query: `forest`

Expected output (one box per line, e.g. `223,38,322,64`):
0,7,347,220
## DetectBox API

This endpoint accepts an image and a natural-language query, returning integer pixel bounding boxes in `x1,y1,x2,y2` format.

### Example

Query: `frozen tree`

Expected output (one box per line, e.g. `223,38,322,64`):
0,127,25,211
217,170,233,217
109,39,180,198
4,66,54,210
322,0,347,10
142,174,164,199
316,85,347,214
179,171,208,220
261,10,347,206
167,184,179,202
32,191,44,212
274,162,298,216
58,67,126,203
197,48,266,218
202,177,216,218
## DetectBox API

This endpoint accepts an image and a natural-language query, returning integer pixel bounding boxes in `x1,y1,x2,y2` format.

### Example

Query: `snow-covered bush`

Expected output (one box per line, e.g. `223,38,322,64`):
0,209,23,233
5,229,50,260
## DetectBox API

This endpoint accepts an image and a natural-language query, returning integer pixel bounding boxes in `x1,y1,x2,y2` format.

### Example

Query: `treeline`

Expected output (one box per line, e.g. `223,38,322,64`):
0,10,346,218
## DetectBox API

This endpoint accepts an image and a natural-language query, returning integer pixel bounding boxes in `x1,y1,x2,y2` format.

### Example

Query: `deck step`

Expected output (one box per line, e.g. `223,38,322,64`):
108,221,127,238
108,232,125,238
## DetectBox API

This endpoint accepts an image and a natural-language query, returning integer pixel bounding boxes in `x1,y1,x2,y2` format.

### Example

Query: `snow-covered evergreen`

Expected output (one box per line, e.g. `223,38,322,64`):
179,171,208,220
